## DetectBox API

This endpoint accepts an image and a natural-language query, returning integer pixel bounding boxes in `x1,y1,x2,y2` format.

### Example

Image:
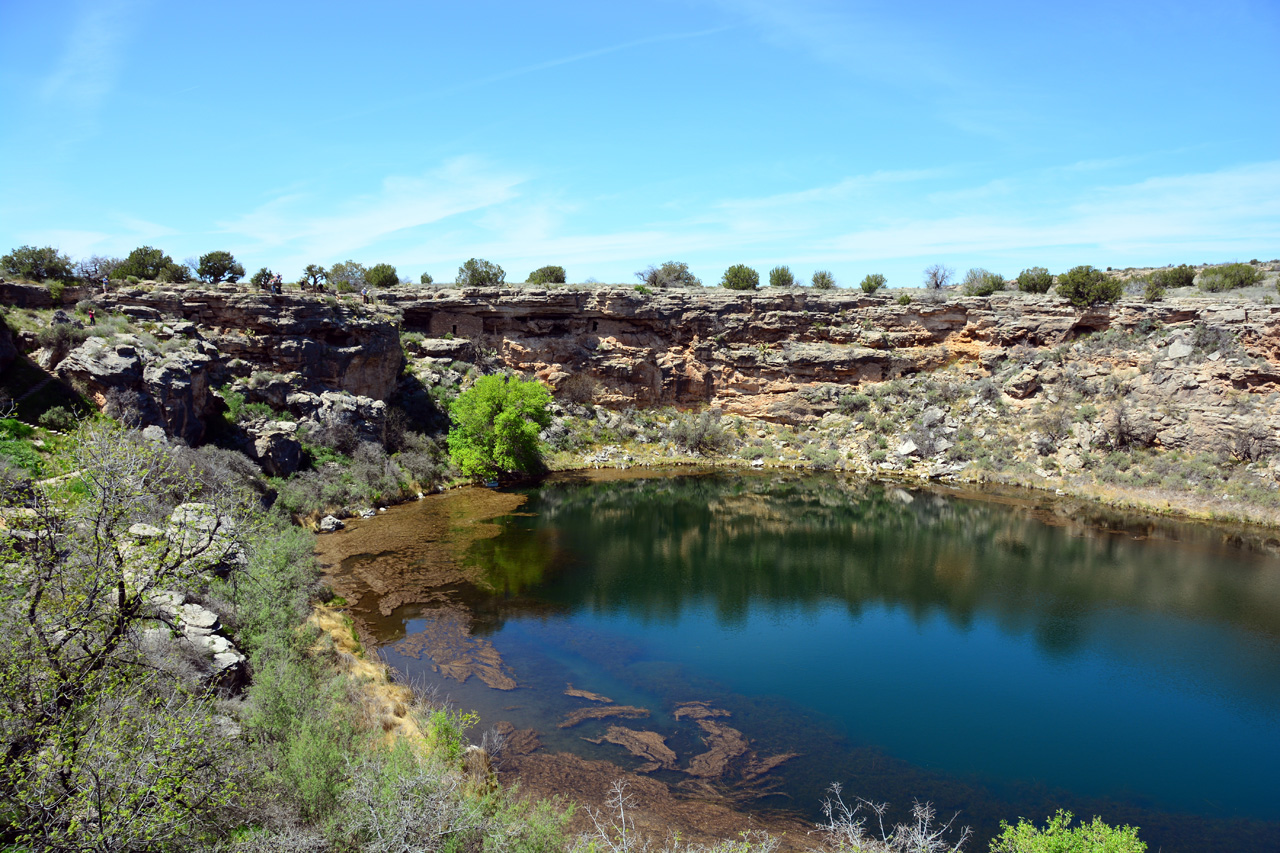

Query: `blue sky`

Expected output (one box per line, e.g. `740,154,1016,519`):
2,0,1278,288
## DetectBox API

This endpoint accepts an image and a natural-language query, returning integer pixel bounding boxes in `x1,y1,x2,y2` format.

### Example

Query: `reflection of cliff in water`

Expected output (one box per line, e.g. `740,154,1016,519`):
471,471,1280,653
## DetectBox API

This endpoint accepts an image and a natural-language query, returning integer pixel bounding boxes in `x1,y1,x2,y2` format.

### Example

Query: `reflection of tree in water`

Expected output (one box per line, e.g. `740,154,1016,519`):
483,472,1280,650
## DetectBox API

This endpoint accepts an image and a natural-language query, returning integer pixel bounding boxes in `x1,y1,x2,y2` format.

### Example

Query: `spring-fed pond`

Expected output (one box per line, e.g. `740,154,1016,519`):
318,470,1280,852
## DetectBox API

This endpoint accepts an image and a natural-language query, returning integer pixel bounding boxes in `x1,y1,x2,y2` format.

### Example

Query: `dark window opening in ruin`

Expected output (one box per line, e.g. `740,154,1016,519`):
452,324,457,334
592,321,599,332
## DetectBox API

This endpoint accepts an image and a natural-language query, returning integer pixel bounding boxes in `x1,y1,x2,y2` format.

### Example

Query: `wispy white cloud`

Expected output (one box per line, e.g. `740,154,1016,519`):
40,0,141,115
705,0,960,91
220,157,527,271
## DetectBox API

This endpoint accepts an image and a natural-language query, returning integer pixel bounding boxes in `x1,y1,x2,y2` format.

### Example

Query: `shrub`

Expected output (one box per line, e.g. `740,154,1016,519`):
668,411,735,455
769,265,796,287
811,270,836,290
836,393,872,415
419,271,434,285
859,273,887,294
635,261,701,288
250,267,273,289
38,405,78,432
2,245,73,281
196,250,245,283
447,375,552,480
1142,278,1166,301
366,263,399,288
115,246,183,281
1056,265,1122,307
328,260,368,291
897,293,912,305
1199,262,1262,292
457,258,505,287
923,264,953,289
962,268,1004,296
1016,266,1053,294
1147,264,1195,290
526,265,567,285
721,264,760,290
990,810,1145,852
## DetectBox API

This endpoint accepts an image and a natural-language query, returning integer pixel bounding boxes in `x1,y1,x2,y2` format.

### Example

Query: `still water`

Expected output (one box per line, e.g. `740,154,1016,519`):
332,471,1280,851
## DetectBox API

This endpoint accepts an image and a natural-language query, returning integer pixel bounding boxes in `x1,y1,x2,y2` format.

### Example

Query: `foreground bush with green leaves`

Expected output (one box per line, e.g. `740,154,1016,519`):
448,374,553,481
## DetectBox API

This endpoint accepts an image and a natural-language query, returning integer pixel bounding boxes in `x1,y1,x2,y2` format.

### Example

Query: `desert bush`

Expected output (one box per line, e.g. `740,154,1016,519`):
36,320,89,350
527,265,567,285
961,268,1004,296
860,273,887,294
1198,262,1262,292
328,260,368,291
1147,264,1195,291
115,245,184,282
557,372,599,405
74,254,123,282
457,258,505,288
668,411,735,455
37,405,78,432
250,267,273,289
923,264,953,290
721,264,760,290
990,809,1145,853
816,783,970,853
635,261,701,289
420,271,434,285
1142,278,1165,301
897,293,912,305
2,245,73,281
769,265,796,287
811,270,836,290
836,392,873,415
366,263,399,288
197,250,245,283
1015,267,1053,294
1056,265,1122,307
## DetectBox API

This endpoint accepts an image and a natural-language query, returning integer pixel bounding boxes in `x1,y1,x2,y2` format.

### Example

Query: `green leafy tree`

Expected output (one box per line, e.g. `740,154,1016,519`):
420,271,434,285
962,268,1005,296
1198,262,1262,292
250,267,273,289
328,260,368,293
366,263,399,288
635,261,701,288
721,264,759,290
196,250,245,283
526,265,567,285
1016,267,1054,294
859,273,887,294
115,246,184,282
769,265,796,287
1,245,73,281
990,810,1146,852
457,258,505,287
811,270,836,290
0,422,254,850
447,375,552,481
301,264,328,288
1056,265,1122,307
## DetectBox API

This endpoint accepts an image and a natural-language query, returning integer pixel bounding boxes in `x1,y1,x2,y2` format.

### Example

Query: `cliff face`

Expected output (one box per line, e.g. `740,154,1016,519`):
383,286,1280,451
4,280,1278,461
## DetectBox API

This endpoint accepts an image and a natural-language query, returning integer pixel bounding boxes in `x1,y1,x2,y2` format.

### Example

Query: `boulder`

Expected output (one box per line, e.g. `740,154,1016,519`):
319,515,345,533
249,421,302,476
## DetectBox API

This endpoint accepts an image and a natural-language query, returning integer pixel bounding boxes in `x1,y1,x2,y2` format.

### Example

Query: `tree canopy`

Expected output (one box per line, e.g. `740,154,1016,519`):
197,250,245,283
1,245,73,281
721,264,759,290
457,258,505,287
366,263,399,288
447,375,552,481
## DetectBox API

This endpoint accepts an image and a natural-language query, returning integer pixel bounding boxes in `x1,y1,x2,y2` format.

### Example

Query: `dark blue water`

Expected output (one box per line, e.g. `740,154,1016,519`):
344,471,1280,851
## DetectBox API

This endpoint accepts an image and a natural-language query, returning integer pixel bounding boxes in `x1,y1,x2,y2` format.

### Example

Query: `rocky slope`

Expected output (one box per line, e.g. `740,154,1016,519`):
4,277,1279,522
